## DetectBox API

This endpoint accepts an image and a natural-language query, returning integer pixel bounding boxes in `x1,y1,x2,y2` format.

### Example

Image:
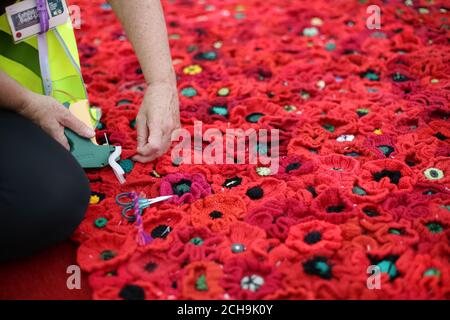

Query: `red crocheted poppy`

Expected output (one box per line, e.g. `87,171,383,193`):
398,251,450,299
288,123,327,151
190,194,247,233
364,134,398,159
221,257,282,300
217,221,277,262
245,197,311,240
272,154,316,179
285,220,342,255
77,234,137,273
229,98,284,126
315,154,360,188
167,225,224,263
413,203,450,246
89,265,133,291
159,172,212,204
126,247,179,297
372,219,420,249
74,206,124,242
180,261,224,300
239,177,287,211
210,171,253,194
319,137,378,164
356,202,394,224
310,187,357,224
285,174,328,205
358,159,417,194
141,208,184,249
92,280,161,300
381,191,431,220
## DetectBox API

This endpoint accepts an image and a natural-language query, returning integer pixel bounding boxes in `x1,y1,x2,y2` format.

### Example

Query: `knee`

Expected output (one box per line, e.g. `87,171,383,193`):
48,163,91,236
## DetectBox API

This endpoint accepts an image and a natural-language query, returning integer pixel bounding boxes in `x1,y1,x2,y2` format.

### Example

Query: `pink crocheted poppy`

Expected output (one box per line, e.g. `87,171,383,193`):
160,172,211,204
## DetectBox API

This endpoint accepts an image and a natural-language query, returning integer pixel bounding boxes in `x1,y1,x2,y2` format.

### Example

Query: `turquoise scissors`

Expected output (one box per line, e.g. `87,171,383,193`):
115,193,173,222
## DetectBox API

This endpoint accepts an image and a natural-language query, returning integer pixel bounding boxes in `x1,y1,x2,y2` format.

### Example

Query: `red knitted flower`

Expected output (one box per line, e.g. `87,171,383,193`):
77,234,137,272
285,220,342,255
245,198,311,240
358,159,417,194
141,208,184,249
160,172,212,204
190,194,247,233
310,187,357,224
315,154,360,188
89,265,133,291
221,257,282,299
180,261,224,299
93,280,161,300
168,225,224,263
217,221,277,262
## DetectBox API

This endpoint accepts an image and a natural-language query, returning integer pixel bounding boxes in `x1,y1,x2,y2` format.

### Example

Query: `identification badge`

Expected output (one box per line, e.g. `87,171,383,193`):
5,0,69,43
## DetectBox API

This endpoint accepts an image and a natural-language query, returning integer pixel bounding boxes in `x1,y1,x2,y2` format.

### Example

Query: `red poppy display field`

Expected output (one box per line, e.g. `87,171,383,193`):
72,0,449,300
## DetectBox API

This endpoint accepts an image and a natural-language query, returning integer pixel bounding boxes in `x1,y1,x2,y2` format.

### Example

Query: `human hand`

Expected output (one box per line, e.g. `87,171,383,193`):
19,92,96,150
132,83,180,163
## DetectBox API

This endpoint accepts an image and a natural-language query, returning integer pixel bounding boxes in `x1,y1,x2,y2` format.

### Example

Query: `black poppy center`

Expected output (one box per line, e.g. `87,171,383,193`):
209,210,223,219
304,231,322,244
151,224,172,239
100,250,116,261
119,284,146,300
326,205,345,213
303,256,332,279
144,262,158,273
222,176,242,189
373,169,401,184
246,186,264,200
285,162,302,173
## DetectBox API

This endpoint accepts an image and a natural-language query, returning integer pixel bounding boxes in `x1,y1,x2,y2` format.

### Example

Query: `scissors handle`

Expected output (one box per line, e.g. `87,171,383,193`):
115,192,135,206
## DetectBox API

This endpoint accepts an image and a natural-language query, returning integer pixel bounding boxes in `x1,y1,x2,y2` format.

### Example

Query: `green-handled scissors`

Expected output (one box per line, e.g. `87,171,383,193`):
115,193,173,222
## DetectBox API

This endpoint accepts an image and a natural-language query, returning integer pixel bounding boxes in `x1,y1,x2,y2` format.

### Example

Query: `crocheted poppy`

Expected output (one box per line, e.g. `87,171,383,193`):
310,187,357,224
358,159,417,194
77,234,137,272
245,198,311,240
190,194,247,233
373,220,420,249
285,220,342,255
180,261,224,300
89,265,133,291
126,247,179,297
168,225,224,263
93,280,160,300
315,154,360,188
414,204,450,246
221,257,282,300
364,134,398,159
160,172,212,204
381,191,431,220
141,208,184,249
217,221,277,262
273,154,316,179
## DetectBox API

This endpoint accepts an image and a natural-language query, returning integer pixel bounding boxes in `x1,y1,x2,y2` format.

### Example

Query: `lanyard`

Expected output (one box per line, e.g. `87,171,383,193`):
37,0,52,96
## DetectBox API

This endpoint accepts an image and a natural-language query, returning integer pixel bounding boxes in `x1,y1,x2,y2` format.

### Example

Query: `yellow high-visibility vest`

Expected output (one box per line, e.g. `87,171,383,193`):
0,10,87,105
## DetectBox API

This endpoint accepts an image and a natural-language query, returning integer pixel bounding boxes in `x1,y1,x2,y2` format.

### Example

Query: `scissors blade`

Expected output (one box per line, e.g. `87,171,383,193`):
146,195,173,205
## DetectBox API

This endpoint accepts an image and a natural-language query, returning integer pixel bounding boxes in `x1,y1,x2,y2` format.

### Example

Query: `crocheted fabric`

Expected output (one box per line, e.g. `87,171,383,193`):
72,0,450,300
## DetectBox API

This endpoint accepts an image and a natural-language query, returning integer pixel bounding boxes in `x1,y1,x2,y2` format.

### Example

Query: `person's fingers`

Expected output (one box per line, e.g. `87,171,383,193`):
137,125,164,156
136,115,149,151
59,109,95,138
53,127,71,150
131,154,157,163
